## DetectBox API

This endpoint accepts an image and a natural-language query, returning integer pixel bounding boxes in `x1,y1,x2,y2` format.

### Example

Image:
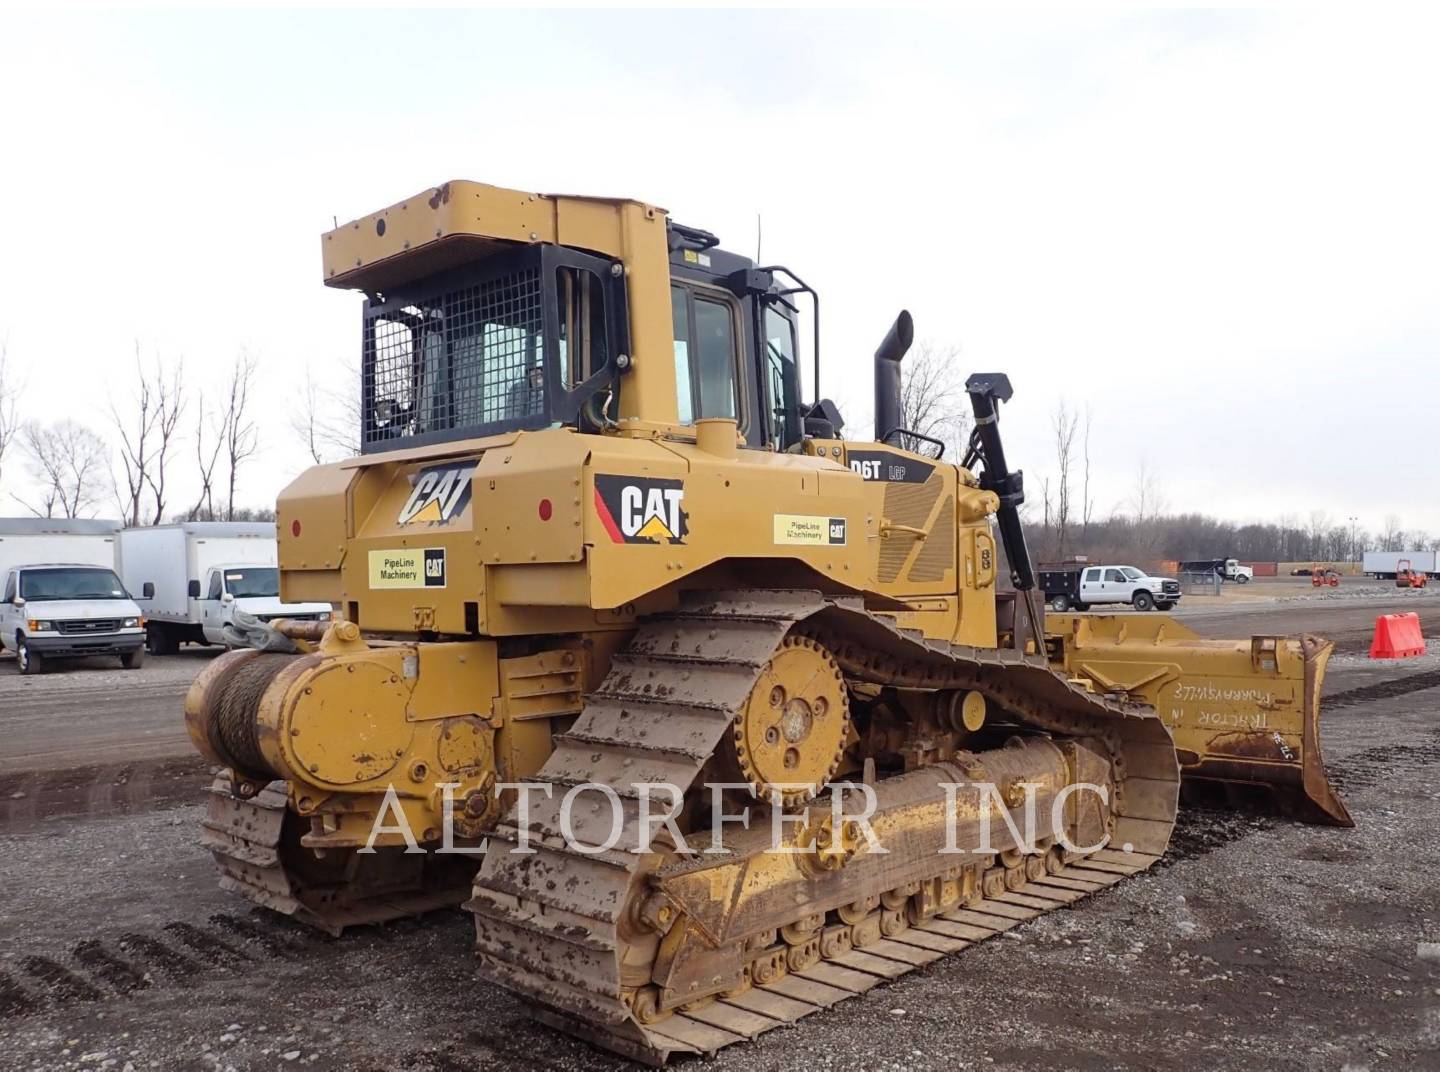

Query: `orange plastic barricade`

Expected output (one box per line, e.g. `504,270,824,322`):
1370,612,1426,658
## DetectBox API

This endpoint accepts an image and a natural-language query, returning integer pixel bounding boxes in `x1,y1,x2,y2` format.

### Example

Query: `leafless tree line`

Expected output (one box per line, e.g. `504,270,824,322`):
898,359,1435,568
4,344,264,523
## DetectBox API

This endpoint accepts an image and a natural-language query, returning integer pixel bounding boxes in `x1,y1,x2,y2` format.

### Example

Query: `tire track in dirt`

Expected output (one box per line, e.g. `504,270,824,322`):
0,908,468,1025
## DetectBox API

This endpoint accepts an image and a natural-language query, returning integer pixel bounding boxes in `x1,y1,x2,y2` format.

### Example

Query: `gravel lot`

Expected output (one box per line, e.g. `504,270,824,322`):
1,597,1437,1070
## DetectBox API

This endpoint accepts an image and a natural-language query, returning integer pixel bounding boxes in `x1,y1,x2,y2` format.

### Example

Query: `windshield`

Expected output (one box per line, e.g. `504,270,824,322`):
223,567,280,599
1119,567,1145,581
20,567,129,601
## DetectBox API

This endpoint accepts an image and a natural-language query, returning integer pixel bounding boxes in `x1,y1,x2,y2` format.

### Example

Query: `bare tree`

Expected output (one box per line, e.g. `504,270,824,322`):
1050,401,1080,558
145,362,184,525
190,389,226,521
1080,404,1094,540
1128,459,1167,524
293,369,325,465
898,342,969,460
0,342,20,491
1380,514,1403,550
291,358,361,464
1307,510,1331,559
111,346,185,526
223,353,260,520
18,421,109,518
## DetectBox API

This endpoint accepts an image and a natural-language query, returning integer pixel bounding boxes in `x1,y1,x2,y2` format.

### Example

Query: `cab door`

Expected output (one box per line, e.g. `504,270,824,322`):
1102,567,1129,603
0,572,17,648
200,570,226,639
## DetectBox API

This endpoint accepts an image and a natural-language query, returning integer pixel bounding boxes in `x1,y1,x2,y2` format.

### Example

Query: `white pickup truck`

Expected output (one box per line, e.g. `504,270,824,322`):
1040,563,1182,612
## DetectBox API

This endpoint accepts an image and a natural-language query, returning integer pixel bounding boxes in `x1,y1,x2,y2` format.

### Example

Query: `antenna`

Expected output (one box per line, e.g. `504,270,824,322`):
755,212,762,263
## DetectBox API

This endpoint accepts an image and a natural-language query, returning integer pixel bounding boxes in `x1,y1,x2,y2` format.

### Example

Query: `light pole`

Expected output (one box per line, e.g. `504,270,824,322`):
1348,516,1358,564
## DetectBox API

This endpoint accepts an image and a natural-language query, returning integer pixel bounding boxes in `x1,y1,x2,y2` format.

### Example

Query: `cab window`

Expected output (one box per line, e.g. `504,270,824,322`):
671,287,695,425
693,298,737,419
1105,569,1126,583
763,303,800,448
2,572,14,603
1084,568,1101,583
556,267,608,391
208,571,224,600
671,286,740,425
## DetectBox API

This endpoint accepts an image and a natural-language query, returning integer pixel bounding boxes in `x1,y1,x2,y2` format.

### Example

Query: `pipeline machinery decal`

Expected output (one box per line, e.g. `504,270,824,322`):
594,475,688,544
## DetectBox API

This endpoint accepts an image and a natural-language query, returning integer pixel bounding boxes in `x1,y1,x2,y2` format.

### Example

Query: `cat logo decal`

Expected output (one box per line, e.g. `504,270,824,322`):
397,460,478,526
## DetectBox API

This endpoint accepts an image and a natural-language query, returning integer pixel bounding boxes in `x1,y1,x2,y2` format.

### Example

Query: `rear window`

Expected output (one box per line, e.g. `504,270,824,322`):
20,568,128,601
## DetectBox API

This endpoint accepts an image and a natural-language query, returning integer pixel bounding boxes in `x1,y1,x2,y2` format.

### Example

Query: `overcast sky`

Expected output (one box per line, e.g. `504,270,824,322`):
1,7,1436,536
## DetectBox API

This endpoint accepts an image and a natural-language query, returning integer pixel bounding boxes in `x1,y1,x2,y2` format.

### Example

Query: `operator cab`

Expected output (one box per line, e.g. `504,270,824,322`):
665,222,816,452
351,197,828,456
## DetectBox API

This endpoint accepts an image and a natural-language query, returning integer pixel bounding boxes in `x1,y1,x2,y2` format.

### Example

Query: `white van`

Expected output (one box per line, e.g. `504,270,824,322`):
116,522,332,653
0,519,146,674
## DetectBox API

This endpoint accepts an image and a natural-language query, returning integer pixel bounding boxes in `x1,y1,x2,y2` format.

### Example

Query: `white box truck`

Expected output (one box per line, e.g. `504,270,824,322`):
0,518,147,674
1362,550,1439,579
116,522,332,653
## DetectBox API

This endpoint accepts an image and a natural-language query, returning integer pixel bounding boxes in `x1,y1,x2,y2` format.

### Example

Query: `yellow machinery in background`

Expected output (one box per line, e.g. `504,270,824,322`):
184,180,1348,1063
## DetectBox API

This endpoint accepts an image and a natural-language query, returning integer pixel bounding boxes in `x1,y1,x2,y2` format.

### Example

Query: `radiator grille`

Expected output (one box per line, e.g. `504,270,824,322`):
58,618,121,634
879,474,944,583
909,495,955,582
365,267,545,446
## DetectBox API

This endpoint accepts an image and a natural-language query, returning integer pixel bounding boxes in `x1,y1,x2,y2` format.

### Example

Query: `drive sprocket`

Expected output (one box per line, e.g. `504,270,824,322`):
731,633,850,806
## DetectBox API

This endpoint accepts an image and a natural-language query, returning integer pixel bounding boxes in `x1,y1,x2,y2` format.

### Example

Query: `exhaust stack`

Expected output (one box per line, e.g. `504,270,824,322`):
873,310,914,443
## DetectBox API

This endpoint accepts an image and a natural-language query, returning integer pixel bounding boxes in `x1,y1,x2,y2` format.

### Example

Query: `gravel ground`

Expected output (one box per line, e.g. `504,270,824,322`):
1,605,1437,1070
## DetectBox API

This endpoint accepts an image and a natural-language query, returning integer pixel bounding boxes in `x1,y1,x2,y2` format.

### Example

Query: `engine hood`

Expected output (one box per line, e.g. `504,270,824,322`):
19,598,143,621
232,597,332,617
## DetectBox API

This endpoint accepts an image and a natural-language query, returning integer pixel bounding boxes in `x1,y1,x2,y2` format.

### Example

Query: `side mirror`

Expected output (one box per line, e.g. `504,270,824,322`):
142,582,155,600
10,597,22,607
222,593,234,603
187,579,201,599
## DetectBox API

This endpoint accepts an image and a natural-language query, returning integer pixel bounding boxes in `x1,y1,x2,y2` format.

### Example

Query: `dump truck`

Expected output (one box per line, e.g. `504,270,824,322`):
1178,557,1254,583
182,180,1350,1064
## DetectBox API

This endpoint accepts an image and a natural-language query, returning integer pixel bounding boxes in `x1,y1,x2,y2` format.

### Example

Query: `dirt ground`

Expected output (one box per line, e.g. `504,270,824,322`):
1,596,1437,1070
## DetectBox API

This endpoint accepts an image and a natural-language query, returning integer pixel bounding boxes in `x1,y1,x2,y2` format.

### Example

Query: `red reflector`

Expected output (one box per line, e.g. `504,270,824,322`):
538,499,553,522
291,519,302,537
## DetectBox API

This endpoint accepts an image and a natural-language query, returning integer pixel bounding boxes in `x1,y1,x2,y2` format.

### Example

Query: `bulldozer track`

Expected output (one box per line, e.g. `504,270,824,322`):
469,589,1180,1064
198,775,474,935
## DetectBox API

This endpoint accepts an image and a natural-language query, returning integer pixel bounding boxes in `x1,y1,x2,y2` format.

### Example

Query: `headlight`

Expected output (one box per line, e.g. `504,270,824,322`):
27,619,52,632
122,617,143,628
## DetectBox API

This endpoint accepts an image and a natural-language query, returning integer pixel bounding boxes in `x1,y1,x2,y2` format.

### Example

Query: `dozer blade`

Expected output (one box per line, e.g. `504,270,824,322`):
1047,614,1353,827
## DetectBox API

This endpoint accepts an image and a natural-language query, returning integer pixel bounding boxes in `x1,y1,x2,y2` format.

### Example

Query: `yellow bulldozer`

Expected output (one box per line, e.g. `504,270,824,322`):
184,180,1350,1064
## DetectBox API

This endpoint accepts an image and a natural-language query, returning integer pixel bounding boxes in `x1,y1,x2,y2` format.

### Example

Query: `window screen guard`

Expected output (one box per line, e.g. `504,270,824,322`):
360,244,628,453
